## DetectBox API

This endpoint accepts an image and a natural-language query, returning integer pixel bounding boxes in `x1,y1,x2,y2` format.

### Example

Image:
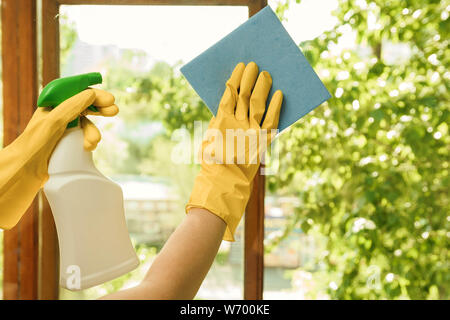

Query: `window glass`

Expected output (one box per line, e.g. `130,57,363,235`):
263,192,327,299
263,0,337,299
58,5,247,300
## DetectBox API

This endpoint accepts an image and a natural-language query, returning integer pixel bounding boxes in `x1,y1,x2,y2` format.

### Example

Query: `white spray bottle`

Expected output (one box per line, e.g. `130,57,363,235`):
38,73,139,290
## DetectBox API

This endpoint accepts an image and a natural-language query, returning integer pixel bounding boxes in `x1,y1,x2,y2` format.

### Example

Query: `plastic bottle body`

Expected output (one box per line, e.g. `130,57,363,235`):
44,127,139,290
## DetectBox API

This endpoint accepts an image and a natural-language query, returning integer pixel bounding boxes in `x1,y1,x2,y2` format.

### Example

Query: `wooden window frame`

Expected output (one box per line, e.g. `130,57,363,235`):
2,0,266,300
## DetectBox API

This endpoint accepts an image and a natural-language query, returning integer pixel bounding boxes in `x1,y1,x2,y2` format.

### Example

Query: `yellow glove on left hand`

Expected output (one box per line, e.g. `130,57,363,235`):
0,88,118,230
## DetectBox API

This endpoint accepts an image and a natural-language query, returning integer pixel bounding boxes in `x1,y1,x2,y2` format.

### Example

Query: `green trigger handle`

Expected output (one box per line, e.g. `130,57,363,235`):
37,72,103,128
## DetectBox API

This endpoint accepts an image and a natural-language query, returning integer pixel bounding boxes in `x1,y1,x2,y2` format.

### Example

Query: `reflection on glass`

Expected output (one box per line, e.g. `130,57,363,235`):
58,5,247,300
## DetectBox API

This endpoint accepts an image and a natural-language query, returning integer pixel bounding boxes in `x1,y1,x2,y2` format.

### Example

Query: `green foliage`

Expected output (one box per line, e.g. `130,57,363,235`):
266,0,449,299
274,0,302,21
103,58,210,133
59,13,77,69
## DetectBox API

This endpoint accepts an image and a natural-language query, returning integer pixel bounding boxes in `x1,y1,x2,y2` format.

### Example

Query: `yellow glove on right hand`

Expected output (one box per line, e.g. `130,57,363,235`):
186,62,283,241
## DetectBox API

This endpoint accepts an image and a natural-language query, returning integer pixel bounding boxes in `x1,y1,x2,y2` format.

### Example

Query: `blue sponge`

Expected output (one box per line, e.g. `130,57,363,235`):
181,6,331,132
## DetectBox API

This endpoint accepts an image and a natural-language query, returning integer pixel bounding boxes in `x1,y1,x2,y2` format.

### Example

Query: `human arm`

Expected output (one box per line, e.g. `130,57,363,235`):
101,208,225,300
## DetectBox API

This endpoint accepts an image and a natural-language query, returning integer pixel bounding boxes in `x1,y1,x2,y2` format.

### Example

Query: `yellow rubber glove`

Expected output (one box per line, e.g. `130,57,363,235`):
186,62,283,241
0,88,118,230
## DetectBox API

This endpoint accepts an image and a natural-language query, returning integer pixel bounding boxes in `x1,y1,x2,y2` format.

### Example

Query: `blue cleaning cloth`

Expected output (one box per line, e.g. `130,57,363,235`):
181,6,331,132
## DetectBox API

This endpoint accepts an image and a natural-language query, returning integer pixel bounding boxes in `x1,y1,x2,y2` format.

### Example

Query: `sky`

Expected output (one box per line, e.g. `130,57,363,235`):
61,0,339,65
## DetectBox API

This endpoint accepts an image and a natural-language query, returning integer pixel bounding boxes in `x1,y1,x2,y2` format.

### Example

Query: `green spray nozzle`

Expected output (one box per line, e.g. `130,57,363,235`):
37,72,103,128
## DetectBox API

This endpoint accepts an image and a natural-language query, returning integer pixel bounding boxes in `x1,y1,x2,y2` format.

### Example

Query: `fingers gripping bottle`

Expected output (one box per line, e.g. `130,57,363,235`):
38,73,139,290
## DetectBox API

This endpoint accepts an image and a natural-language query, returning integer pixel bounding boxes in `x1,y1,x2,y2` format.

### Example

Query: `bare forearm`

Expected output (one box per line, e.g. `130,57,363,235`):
100,208,225,300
